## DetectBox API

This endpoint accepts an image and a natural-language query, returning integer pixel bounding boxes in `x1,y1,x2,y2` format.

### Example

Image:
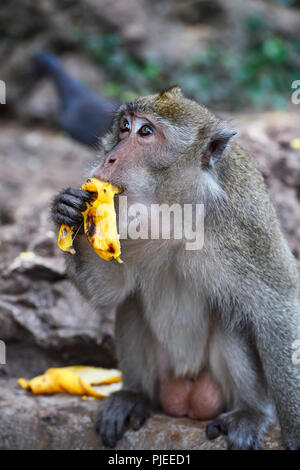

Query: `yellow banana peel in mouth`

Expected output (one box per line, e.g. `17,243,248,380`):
57,178,123,263
18,366,122,398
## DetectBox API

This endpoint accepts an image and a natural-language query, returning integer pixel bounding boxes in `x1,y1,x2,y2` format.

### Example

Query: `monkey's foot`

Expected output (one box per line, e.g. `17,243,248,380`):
206,409,270,450
283,430,300,450
95,390,151,448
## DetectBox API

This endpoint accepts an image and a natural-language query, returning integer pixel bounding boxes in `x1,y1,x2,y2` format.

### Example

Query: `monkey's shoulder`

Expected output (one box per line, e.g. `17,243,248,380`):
221,143,265,186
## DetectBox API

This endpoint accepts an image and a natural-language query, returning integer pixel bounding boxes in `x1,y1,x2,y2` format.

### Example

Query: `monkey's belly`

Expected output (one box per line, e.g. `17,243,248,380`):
160,372,224,420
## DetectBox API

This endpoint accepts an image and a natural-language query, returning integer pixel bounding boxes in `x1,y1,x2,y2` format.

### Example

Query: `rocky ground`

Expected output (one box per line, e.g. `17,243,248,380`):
0,109,300,449
0,379,282,450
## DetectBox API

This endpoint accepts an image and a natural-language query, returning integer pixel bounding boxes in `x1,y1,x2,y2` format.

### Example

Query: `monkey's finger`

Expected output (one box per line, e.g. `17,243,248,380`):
206,423,221,440
65,187,92,202
96,406,126,448
57,203,83,224
129,403,151,430
59,193,89,212
100,418,124,448
206,417,228,440
53,212,78,228
115,413,128,442
100,420,117,448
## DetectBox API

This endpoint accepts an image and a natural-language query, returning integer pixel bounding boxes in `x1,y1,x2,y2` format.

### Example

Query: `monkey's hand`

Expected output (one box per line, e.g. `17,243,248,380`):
51,187,92,232
96,390,151,448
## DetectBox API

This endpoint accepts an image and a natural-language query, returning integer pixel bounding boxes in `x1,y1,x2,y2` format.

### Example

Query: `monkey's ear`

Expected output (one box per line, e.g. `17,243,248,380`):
158,86,183,99
202,129,237,168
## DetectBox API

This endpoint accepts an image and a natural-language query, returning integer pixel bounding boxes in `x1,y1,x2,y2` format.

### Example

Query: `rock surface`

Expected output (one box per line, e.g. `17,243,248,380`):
0,379,283,450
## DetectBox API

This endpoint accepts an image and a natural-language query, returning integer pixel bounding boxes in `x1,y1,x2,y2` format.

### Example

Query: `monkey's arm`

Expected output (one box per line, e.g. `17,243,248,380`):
96,293,159,447
53,189,153,449
115,293,159,398
52,187,134,310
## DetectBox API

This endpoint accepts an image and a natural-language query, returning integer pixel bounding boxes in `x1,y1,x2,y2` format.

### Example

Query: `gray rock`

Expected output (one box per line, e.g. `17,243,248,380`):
0,378,283,450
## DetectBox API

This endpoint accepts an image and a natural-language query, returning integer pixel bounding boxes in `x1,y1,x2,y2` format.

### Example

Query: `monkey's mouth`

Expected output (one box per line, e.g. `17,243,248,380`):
97,175,127,196
112,181,127,196
113,185,127,197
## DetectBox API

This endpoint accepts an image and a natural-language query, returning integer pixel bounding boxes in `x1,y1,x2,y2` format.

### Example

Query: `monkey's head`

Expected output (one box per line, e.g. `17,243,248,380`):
92,86,236,205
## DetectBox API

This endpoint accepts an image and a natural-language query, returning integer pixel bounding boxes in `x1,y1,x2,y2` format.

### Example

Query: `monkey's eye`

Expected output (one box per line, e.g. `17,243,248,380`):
120,119,131,133
139,125,153,137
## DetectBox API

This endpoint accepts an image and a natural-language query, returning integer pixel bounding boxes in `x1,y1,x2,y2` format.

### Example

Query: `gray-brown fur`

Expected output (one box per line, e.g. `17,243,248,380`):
51,87,300,449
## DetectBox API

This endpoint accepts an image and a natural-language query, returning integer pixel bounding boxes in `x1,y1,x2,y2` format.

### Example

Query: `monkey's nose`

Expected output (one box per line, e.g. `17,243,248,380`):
93,162,114,181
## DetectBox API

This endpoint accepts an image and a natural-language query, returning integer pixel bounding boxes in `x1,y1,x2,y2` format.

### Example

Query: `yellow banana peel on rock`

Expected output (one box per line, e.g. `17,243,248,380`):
57,178,123,263
18,366,122,398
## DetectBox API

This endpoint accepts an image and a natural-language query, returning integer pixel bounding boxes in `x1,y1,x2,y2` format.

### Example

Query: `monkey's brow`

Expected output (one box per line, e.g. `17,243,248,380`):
125,102,139,115
119,111,156,127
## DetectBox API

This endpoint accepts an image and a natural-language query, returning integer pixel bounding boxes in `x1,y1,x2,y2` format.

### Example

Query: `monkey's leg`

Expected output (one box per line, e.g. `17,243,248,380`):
252,302,300,450
96,293,157,448
206,329,274,450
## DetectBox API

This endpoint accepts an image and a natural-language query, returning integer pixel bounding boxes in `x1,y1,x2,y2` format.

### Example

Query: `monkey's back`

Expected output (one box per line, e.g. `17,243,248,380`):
215,144,299,294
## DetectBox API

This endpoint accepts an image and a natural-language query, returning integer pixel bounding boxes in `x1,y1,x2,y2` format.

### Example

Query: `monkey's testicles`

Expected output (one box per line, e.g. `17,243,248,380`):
160,372,225,420
57,178,123,263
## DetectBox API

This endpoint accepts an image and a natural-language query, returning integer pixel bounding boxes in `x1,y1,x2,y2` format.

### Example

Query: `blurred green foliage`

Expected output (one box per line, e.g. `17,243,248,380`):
82,10,300,111
83,33,163,102
275,0,300,6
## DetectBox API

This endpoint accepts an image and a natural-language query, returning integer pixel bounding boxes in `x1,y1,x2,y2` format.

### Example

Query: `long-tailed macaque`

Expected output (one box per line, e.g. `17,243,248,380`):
52,87,300,449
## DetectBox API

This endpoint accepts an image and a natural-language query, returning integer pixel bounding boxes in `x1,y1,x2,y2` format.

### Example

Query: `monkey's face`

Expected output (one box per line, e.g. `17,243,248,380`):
92,88,236,208
92,112,173,205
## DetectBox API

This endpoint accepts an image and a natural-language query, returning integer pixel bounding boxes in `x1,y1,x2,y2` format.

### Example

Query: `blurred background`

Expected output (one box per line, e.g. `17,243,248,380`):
2,0,300,118
0,0,300,449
